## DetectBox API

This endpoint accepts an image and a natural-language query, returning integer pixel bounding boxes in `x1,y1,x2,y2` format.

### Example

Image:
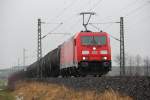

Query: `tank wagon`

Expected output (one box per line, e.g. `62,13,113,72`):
26,31,111,77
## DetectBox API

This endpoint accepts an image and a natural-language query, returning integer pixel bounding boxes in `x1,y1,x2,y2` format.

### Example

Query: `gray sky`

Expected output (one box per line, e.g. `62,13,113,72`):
0,0,150,69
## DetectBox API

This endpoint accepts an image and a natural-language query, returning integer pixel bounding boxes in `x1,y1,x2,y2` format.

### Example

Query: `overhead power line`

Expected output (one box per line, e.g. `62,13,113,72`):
62,0,94,25
117,0,140,15
50,0,78,21
103,23,114,31
99,0,144,22
42,22,63,24
89,22,120,24
89,23,101,31
42,23,63,39
89,21,120,32
110,35,120,42
124,2,149,17
89,23,120,42
66,17,81,32
89,0,103,11
42,33,71,39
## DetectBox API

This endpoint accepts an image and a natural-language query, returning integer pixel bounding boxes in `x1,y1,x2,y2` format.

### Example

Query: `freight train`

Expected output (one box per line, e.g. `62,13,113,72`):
8,31,111,85
29,31,111,77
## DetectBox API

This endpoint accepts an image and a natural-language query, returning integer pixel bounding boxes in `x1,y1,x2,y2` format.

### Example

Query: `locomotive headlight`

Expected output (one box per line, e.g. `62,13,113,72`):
83,57,86,60
82,50,89,54
100,50,108,54
102,57,107,60
82,57,88,60
93,47,96,50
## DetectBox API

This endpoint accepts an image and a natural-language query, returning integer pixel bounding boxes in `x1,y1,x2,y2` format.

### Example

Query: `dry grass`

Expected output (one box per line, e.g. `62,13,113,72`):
12,81,133,100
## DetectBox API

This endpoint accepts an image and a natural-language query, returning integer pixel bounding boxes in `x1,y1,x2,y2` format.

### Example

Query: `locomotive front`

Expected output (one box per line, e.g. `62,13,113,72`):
75,32,111,75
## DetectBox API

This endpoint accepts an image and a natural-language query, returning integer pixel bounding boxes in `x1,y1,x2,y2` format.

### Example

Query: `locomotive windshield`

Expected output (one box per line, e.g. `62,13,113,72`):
81,36,106,45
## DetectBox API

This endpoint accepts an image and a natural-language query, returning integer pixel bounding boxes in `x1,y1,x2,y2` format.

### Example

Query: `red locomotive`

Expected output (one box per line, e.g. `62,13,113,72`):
60,31,111,76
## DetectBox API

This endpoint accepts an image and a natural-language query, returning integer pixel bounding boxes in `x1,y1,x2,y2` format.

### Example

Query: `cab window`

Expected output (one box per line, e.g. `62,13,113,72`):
81,36,106,45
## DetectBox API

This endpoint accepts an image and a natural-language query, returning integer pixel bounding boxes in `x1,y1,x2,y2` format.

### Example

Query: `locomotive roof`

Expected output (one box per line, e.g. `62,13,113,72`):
74,31,108,38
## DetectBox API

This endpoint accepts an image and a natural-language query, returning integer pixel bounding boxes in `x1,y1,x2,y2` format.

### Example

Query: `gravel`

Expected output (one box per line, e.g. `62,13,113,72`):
34,76,150,100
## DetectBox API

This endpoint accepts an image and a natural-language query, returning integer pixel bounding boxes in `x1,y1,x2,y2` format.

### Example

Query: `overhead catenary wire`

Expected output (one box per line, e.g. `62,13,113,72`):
37,0,79,37
88,0,103,11
50,0,90,33
124,2,149,17
42,22,63,24
89,22,120,25
50,0,79,22
54,0,102,33
62,0,96,23
89,23,120,42
65,17,82,33
60,0,102,31
123,1,150,23
114,0,141,18
41,23,70,39
89,21,120,32
120,1,150,34
120,0,140,11
124,15,150,35
89,23,101,31
125,11,150,27
93,0,146,24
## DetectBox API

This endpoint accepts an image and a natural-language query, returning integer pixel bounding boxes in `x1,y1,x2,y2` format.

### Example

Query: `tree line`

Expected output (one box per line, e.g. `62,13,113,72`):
114,54,150,76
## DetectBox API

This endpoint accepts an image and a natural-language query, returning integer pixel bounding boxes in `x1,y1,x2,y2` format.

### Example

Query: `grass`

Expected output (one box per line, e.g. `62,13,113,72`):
0,89,15,100
0,79,15,100
12,81,133,100
0,80,6,89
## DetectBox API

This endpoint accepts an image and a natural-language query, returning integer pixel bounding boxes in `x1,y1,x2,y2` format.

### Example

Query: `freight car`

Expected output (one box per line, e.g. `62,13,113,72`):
26,31,111,78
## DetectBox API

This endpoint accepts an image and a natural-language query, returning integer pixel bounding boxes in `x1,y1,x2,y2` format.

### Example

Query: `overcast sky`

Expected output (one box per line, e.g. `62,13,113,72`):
0,0,150,69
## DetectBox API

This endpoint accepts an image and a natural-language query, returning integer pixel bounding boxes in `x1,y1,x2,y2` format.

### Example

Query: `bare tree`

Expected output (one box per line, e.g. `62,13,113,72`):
114,53,130,75
128,56,135,75
135,54,142,66
135,54,142,75
114,54,120,66
114,53,129,66
143,56,150,76
124,54,131,75
125,54,129,66
114,54,150,76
